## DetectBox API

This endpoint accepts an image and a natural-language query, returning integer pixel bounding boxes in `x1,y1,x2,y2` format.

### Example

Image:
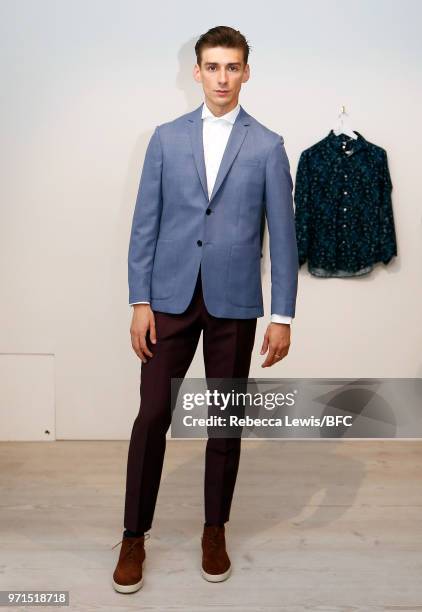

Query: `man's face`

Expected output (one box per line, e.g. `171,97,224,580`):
193,46,250,113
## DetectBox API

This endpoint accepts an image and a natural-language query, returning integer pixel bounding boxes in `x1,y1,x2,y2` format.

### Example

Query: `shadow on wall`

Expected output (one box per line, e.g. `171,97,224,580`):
175,36,207,111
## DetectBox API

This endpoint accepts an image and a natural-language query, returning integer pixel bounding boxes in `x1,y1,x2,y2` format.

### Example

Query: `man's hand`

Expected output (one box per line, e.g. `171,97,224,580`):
260,322,291,367
130,304,157,363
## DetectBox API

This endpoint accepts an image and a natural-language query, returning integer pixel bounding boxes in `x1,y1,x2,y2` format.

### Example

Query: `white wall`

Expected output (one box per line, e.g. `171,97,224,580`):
1,0,421,440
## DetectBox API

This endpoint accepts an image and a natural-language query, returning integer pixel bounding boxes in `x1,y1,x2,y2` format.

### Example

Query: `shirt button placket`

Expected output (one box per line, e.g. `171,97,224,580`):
340,171,348,246
342,173,348,212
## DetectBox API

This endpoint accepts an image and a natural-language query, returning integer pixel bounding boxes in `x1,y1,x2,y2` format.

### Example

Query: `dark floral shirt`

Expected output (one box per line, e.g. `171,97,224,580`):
294,130,397,277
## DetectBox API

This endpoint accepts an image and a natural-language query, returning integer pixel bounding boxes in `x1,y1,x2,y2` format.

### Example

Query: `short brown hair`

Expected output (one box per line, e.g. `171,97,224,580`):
195,26,251,66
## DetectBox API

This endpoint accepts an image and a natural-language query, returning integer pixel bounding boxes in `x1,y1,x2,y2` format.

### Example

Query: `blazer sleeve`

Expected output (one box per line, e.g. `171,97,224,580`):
264,136,299,318
128,126,163,304
294,150,311,267
379,149,397,265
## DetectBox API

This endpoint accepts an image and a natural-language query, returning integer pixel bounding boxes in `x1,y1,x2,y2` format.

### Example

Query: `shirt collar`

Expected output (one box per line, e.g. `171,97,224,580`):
325,129,368,156
201,101,241,125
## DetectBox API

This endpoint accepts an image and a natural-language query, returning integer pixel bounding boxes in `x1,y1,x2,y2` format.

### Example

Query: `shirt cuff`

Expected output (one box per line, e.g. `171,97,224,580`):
271,314,292,324
130,301,150,306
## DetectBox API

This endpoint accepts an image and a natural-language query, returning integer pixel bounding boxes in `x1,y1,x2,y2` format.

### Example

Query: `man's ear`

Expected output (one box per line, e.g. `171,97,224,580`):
242,63,250,83
193,63,202,83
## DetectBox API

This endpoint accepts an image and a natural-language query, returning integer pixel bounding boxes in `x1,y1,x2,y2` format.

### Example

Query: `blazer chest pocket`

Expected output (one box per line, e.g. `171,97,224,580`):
236,157,260,167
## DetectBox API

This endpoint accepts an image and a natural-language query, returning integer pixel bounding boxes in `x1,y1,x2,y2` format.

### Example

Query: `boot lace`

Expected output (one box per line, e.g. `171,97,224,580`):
111,532,150,561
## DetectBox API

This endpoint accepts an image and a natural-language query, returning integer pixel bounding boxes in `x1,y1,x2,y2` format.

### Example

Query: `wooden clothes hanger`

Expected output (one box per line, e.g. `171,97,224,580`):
332,105,358,139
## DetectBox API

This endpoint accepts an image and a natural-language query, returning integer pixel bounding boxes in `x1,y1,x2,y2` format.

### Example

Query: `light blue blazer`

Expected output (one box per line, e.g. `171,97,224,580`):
128,103,299,319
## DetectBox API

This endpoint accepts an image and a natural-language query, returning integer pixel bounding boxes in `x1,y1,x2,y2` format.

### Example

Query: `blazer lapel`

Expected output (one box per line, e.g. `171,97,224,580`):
187,104,209,202
209,106,250,202
187,103,251,204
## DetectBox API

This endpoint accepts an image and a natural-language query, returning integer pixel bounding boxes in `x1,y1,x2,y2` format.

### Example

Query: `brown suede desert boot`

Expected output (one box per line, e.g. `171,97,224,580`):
111,533,150,593
201,524,232,582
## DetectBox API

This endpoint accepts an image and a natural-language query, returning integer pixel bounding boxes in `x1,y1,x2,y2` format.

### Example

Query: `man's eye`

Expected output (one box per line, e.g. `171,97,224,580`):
206,66,239,71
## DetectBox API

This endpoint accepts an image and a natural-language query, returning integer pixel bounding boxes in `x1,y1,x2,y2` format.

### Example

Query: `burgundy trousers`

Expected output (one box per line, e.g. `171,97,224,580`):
123,266,257,533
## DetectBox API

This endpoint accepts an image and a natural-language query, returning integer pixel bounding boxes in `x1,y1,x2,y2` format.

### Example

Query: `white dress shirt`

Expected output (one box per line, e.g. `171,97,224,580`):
131,100,292,325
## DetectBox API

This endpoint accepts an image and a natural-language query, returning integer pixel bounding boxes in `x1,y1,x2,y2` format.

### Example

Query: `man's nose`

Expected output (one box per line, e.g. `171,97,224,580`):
218,69,228,83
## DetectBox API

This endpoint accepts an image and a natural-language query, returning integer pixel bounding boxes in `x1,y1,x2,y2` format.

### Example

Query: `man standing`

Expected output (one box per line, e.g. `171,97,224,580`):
112,26,299,593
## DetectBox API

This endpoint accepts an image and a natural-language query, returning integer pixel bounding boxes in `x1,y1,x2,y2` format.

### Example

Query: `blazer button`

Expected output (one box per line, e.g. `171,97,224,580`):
206,208,212,215
197,240,202,246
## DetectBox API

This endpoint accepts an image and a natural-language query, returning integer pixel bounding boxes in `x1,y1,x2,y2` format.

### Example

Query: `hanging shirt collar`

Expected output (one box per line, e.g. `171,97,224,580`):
325,129,368,156
201,100,241,124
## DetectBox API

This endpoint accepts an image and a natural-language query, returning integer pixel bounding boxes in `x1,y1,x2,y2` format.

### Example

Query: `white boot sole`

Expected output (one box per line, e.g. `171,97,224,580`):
200,564,232,582
112,561,145,593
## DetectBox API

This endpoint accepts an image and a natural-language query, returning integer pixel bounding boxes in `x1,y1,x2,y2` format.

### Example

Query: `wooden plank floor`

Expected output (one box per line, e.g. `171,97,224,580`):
1,440,422,611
